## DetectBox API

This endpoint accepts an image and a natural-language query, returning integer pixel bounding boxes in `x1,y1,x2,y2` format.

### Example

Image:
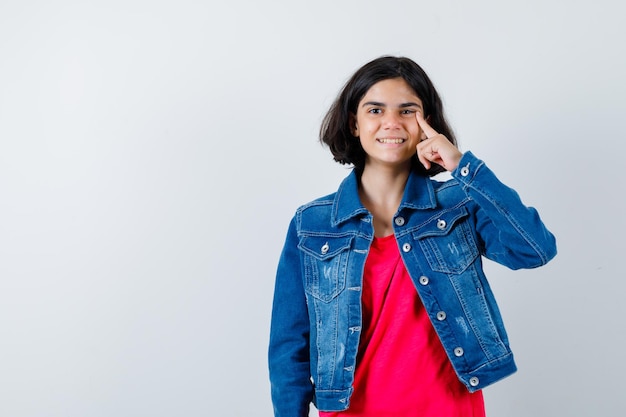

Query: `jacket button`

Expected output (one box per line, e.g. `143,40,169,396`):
436,311,446,321
454,347,464,357
419,276,429,285
436,219,446,230
469,377,480,387
460,163,470,177
402,243,411,252
321,242,329,254
394,216,405,226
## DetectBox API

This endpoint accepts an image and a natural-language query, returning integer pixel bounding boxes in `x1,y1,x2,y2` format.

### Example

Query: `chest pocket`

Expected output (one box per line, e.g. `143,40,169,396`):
413,207,478,274
298,235,353,302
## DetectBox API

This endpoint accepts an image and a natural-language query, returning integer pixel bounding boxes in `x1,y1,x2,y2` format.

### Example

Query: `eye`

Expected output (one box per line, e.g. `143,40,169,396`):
367,108,382,114
401,109,416,115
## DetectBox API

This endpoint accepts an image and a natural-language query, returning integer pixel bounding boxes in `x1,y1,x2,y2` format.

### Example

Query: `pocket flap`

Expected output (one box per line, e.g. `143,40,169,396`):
413,207,469,240
298,235,354,260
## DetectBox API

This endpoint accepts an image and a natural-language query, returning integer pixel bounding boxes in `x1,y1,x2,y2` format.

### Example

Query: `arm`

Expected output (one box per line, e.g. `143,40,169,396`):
268,217,313,417
415,113,556,269
452,151,557,269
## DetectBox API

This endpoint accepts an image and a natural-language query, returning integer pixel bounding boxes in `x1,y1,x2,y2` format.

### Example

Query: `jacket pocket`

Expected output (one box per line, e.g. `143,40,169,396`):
413,207,479,274
298,234,353,302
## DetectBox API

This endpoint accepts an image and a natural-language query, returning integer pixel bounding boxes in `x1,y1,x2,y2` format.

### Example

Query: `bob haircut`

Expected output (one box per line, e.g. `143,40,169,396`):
320,56,457,175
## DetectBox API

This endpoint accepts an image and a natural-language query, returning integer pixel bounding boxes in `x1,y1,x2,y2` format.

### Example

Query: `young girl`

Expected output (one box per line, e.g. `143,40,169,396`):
268,56,557,417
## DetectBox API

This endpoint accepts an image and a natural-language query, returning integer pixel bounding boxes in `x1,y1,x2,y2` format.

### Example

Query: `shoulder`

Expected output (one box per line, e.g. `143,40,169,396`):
295,170,357,217
430,174,471,208
296,192,336,213
432,175,461,193
293,192,338,232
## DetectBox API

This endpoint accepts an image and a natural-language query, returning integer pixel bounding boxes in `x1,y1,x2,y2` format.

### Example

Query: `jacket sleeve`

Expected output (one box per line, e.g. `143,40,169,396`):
452,151,557,270
268,216,313,417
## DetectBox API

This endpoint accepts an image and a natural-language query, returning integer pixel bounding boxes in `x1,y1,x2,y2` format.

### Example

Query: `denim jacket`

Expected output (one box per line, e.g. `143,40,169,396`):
268,152,557,416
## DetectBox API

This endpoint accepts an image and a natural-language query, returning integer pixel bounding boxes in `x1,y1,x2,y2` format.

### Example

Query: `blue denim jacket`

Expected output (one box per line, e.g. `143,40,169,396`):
268,152,557,416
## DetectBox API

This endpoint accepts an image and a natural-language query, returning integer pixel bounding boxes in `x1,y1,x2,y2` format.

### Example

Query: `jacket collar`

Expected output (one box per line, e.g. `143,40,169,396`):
331,169,437,226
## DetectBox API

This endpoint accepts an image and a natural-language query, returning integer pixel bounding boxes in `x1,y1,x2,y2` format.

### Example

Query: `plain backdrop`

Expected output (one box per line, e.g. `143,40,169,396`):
1,1,624,416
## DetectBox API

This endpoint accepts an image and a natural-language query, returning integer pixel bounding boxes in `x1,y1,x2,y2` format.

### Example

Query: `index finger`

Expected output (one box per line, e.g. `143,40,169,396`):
416,111,438,139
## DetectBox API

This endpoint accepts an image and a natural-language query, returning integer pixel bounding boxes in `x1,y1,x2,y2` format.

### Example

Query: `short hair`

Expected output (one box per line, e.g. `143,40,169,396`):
319,56,457,175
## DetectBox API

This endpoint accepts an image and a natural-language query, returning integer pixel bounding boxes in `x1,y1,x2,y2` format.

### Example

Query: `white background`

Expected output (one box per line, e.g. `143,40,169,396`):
1,1,624,416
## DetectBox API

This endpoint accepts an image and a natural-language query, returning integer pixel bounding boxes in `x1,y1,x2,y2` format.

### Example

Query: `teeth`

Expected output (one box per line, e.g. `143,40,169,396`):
378,138,405,144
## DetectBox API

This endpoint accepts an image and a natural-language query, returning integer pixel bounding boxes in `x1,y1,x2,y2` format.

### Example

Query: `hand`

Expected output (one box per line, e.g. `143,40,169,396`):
415,112,462,172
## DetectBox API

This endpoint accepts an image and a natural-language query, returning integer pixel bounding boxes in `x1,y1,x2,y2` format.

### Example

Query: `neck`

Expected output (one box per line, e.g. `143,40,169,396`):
358,163,411,237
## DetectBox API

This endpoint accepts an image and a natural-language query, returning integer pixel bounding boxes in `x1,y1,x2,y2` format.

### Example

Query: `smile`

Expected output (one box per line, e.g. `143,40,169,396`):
377,138,406,144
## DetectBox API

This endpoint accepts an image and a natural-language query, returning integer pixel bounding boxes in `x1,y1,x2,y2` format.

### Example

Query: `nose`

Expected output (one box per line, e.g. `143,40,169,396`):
382,112,402,129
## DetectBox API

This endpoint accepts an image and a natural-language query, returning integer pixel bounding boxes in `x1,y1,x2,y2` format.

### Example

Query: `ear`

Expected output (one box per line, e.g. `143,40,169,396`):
349,113,359,137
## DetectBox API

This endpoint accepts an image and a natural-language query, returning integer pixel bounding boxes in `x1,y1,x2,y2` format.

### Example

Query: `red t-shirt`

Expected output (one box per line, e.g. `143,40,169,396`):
320,235,485,417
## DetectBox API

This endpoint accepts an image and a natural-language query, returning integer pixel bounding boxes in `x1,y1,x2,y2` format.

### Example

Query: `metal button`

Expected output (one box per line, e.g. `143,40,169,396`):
454,347,464,357
394,216,405,226
419,276,429,285
321,243,329,254
436,219,446,230
436,311,447,321
402,243,411,252
460,163,470,177
469,377,480,387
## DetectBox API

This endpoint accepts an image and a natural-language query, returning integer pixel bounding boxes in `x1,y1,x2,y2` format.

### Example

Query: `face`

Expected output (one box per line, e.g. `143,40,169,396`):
352,77,424,171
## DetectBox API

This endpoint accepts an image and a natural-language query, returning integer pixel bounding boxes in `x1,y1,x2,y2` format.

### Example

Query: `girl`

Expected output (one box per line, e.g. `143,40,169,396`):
268,56,556,417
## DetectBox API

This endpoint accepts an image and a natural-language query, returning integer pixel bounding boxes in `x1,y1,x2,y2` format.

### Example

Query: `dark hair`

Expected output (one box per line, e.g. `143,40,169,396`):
319,56,457,175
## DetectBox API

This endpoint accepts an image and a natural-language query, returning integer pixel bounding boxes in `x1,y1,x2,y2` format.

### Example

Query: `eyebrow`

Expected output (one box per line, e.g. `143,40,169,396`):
361,101,422,109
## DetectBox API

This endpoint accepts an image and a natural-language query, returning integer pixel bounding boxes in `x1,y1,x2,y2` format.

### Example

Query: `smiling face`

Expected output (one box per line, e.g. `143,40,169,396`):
353,77,425,172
